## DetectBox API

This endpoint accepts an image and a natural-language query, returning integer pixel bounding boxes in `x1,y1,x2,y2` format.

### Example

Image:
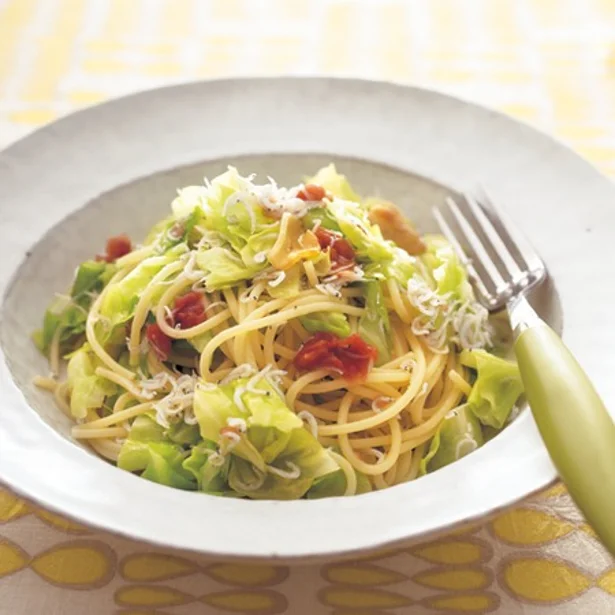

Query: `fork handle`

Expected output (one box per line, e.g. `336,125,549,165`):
511,296,615,556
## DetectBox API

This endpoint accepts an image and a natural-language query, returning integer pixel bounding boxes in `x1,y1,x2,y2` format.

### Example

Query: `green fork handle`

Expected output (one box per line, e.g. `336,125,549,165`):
514,320,615,556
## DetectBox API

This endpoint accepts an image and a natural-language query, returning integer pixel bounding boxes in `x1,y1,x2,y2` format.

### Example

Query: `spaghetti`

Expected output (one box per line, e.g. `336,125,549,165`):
33,164,523,499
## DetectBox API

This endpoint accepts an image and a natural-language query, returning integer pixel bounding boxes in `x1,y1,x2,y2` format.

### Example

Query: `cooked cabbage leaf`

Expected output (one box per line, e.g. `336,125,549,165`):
228,427,338,500
118,415,196,490
358,281,390,365
240,228,280,268
326,198,393,263
193,376,337,499
267,263,303,300
152,208,202,253
306,163,360,203
66,344,117,419
34,260,115,355
303,206,341,232
301,311,351,338
177,167,275,252
306,467,372,498
99,244,187,333
182,441,233,495
421,235,472,300
196,246,264,290
420,404,484,474
460,349,524,429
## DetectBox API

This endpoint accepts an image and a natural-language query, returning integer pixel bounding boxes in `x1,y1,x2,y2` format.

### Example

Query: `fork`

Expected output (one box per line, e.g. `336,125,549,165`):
434,189,615,556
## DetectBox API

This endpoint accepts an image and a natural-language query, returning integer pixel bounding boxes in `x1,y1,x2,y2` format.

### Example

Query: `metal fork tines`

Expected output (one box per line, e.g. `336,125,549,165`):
433,189,547,311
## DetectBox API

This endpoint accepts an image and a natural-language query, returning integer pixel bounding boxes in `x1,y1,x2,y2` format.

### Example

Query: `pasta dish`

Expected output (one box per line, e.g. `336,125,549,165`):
33,165,523,499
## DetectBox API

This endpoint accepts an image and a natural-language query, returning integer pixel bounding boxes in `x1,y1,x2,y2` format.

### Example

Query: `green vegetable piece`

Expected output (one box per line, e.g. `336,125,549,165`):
118,415,196,490
301,312,351,338
34,260,115,356
196,247,263,290
193,376,338,499
66,345,117,419
421,235,473,300
306,468,372,498
306,164,361,203
461,349,524,429
99,244,187,335
420,404,484,474
358,281,391,365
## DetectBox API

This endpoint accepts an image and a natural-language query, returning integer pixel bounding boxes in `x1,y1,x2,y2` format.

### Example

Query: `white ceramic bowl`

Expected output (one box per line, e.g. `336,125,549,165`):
1,78,614,562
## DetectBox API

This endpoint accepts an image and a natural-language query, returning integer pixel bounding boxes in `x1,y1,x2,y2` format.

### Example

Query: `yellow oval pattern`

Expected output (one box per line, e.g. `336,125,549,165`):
492,509,574,546
536,482,567,500
413,567,490,591
206,563,289,587
423,592,499,612
115,585,193,608
597,568,615,596
441,521,482,538
411,539,490,565
0,540,29,578
34,509,90,534
322,563,406,586
201,589,288,613
501,557,591,603
31,540,116,588
319,588,412,609
0,489,30,522
352,546,402,563
120,553,198,582
579,523,598,539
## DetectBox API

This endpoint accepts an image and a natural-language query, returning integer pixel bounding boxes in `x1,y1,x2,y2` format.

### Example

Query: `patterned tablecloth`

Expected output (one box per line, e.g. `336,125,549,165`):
1,1,615,613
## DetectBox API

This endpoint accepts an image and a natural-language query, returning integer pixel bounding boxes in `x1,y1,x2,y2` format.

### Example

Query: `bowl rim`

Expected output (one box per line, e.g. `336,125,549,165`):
1,76,614,561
